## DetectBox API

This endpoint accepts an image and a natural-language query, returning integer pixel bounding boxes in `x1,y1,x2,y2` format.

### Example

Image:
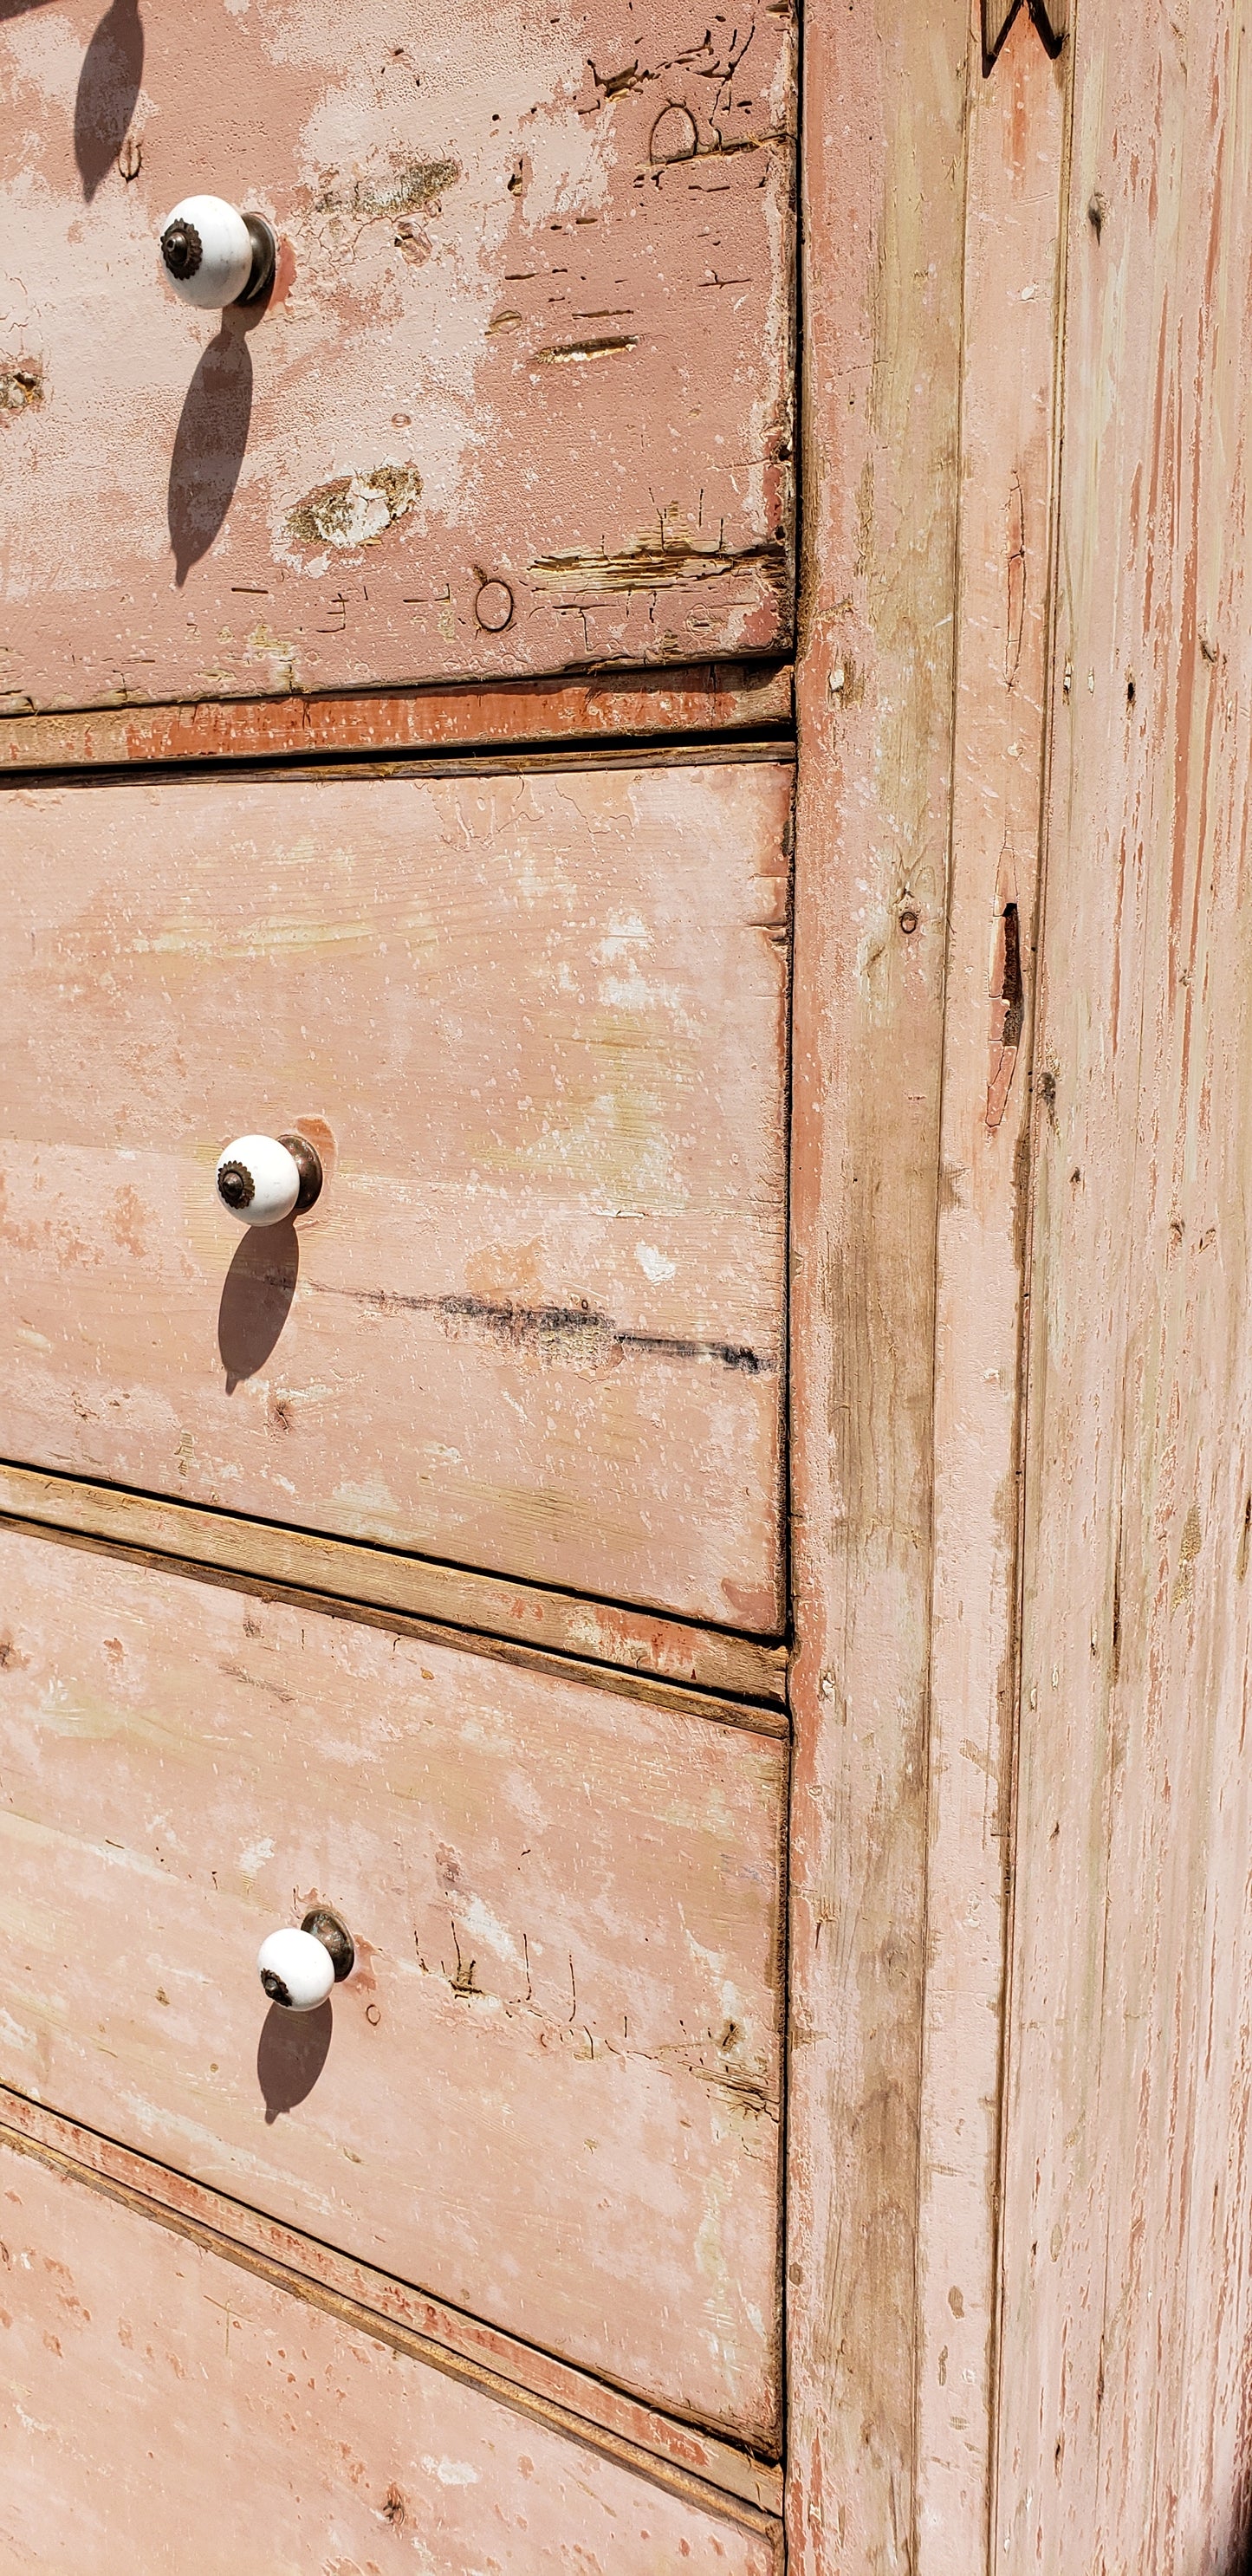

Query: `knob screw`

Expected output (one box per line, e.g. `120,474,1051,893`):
161,218,203,281
217,1158,255,1211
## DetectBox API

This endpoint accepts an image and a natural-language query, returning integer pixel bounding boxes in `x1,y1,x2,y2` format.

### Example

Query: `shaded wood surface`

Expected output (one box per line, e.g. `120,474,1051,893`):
786,1,968,2567
1,757,789,1628
0,663,793,771
997,3,1252,2565
0,2089,784,2518
0,0,794,711
0,1527,785,2443
0,2128,782,2573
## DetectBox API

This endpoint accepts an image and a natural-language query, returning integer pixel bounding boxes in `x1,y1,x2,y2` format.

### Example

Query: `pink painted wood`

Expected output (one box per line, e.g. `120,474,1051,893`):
996,0,1252,2561
785,0,969,2566
914,20,1067,2569
0,2135,782,2573
0,0,794,715
0,1526,785,2444
0,756,790,1628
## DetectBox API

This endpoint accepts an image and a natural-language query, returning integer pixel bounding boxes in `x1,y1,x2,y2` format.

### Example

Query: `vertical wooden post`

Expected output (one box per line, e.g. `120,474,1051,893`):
997,2,1252,2565
788,5,968,2567
917,12,1068,2571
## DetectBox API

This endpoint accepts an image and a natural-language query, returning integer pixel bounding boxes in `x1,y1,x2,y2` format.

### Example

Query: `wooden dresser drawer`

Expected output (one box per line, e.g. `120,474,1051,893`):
2,756,788,1628
0,0,794,715
0,2133,780,2573
0,1528,785,2444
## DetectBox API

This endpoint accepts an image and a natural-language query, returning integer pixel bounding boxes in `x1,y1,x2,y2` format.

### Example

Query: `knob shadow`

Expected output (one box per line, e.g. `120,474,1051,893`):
168,301,269,587
256,2000,333,2125
74,0,143,202
218,1218,299,1394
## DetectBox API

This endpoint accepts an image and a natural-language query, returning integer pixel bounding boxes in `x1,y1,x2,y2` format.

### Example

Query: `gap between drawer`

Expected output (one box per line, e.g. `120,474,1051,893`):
0,1463,789,1724
0,2092,783,2530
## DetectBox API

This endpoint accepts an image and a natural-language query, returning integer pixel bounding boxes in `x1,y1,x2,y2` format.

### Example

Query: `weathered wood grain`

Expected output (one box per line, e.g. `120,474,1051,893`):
915,17,1068,2572
0,663,793,771
0,2129,782,2572
0,1526,785,2443
0,1463,789,1710
786,1,969,2568
0,757,789,1628
996,3,1252,2565
0,0,794,711
0,2089,784,2518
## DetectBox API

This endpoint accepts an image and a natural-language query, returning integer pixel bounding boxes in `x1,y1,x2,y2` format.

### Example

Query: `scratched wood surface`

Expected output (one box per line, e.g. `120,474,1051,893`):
996,2,1252,2566
0,0,794,714
0,1526,785,2443
914,16,1067,2572
0,757,789,1628
785,1,969,2569
0,2135,782,2573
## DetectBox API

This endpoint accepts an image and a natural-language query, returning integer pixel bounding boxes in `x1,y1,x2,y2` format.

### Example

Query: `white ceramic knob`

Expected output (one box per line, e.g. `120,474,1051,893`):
257,1910,354,2013
159,195,276,309
216,1132,321,1227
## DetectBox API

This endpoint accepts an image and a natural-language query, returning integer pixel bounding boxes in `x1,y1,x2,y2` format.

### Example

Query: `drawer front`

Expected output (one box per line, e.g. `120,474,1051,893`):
0,0,794,714
0,1530,785,2443
2,759,788,1629
0,2138,780,2574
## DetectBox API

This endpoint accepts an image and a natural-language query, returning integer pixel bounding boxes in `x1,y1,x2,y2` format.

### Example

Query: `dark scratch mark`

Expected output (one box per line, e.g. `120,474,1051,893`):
1006,472,1026,688
307,1281,771,1374
1000,902,1024,1051
217,1661,295,1705
450,1924,479,1998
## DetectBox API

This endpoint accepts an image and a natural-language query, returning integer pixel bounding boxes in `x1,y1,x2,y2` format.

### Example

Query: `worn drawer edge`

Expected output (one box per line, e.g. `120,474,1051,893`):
0,1463,789,1716
0,2093,782,2527
0,663,794,773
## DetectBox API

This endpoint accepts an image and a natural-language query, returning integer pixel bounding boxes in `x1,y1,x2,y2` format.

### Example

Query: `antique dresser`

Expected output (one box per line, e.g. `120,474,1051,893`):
2,1,1249,2569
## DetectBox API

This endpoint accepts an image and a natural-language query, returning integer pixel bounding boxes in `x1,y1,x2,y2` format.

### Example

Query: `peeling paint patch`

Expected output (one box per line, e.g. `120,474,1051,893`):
533,334,639,365
530,522,787,597
315,159,459,220
1,356,43,415
286,465,422,552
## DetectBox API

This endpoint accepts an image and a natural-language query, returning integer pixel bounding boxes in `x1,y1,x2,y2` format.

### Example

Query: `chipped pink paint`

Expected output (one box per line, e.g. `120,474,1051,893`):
0,1527,785,2443
0,2137,782,2572
0,756,790,1627
0,0,794,713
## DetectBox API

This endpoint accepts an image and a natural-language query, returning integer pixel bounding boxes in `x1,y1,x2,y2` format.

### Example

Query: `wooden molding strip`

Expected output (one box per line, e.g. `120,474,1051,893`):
0,2093,782,2528
0,1463,788,1716
0,661,792,773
